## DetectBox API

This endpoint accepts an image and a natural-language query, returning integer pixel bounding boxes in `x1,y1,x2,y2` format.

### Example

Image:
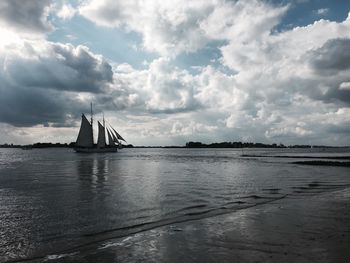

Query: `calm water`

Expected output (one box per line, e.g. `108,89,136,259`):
0,147,349,261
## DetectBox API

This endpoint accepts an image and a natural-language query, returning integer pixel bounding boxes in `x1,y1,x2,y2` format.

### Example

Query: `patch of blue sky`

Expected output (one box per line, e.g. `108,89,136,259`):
173,40,228,74
270,0,350,32
48,15,158,69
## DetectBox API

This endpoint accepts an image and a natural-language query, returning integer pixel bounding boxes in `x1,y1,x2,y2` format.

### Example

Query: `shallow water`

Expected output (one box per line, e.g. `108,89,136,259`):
0,147,349,261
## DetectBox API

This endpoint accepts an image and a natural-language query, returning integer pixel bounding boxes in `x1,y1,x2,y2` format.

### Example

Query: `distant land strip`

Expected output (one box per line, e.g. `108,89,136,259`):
292,161,350,167
0,141,349,149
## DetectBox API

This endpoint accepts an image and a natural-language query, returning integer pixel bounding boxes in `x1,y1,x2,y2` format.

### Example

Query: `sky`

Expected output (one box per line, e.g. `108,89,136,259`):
0,0,350,146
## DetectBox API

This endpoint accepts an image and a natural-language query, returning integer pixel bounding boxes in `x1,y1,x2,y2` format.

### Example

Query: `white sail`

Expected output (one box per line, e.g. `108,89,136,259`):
111,127,126,142
97,121,106,148
106,128,115,146
112,131,119,144
76,114,94,147
108,126,119,144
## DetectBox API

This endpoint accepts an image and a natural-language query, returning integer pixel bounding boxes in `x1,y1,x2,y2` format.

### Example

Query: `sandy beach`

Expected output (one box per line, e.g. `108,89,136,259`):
36,186,350,263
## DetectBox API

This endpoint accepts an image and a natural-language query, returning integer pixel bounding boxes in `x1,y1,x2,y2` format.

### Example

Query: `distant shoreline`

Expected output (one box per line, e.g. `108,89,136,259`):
0,141,349,149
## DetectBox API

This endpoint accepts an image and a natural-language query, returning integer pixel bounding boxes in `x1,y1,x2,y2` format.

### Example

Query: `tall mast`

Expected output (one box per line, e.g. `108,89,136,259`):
103,112,106,143
103,112,105,127
90,102,93,125
90,102,93,143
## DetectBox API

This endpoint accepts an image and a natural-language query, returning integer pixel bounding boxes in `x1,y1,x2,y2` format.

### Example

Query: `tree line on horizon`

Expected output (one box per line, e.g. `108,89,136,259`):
184,141,326,148
0,141,338,149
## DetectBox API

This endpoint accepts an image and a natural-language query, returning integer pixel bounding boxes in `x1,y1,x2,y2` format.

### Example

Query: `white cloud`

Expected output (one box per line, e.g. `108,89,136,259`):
316,8,329,16
79,0,212,56
340,82,350,91
0,0,53,36
171,120,217,136
110,58,203,113
79,0,287,57
57,3,76,20
1,0,350,146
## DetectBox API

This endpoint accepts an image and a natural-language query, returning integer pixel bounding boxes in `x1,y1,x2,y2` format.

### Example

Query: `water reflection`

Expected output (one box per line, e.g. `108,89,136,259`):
1,148,350,262
76,155,109,189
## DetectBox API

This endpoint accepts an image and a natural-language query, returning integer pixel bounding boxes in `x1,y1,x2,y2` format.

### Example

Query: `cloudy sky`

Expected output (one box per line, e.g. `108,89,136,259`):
0,0,349,146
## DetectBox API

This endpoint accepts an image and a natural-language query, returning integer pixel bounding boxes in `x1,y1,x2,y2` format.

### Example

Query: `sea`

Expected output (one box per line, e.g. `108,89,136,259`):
0,147,349,262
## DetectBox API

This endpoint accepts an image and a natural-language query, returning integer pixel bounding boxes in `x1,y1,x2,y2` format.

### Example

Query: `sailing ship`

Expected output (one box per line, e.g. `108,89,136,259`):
74,104,126,153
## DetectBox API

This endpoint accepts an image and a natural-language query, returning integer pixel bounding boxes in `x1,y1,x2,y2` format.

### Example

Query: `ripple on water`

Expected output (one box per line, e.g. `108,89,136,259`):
1,147,350,261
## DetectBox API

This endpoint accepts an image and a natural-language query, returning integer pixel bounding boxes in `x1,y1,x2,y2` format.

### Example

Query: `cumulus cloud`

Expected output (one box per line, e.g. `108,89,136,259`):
79,0,287,57
309,38,350,73
1,0,350,146
56,3,76,20
219,14,350,144
109,58,204,114
0,81,83,127
79,0,212,56
143,58,202,113
3,42,113,93
316,8,329,16
0,0,53,35
0,37,114,127
301,38,350,104
340,82,350,91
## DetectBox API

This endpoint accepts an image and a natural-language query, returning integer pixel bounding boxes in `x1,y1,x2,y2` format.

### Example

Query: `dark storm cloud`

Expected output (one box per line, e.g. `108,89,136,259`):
323,85,350,104
0,79,111,127
0,82,82,127
270,73,350,107
0,0,52,33
292,38,350,104
0,42,114,127
309,38,350,73
6,43,113,93
52,44,113,87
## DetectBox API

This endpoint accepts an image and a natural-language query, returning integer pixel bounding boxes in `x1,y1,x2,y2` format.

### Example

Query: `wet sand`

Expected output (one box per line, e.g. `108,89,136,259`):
43,187,350,263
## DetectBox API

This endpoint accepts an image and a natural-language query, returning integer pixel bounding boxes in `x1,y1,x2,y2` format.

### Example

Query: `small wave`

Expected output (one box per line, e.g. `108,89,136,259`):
177,204,207,211
241,194,272,199
290,182,350,195
224,200,246,205
262,188,280,194
43,252,79,261
98,236,133,250
185,209,215,216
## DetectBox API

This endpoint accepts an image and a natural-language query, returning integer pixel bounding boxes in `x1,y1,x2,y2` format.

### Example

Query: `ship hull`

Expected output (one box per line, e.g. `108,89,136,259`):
74,147,118,153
